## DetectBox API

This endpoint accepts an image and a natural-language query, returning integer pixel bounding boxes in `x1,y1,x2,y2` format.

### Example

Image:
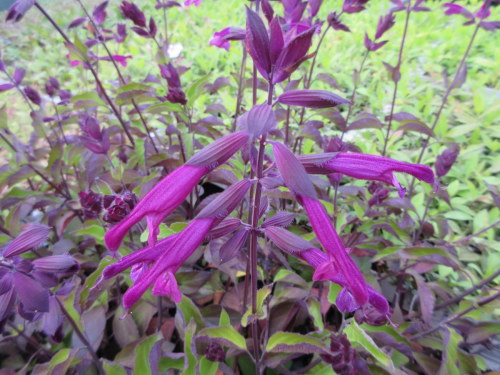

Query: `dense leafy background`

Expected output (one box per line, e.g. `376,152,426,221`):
0,0,499,374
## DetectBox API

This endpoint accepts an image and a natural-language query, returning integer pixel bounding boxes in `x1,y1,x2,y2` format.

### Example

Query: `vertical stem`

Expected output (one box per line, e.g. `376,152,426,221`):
381,0,412,156
232,43,248,131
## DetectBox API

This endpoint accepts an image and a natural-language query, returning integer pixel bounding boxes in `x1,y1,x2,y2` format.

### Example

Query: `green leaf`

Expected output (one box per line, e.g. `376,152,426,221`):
199,356,219,375
197,326,247,351
132,334,162,375
140,223,175,242
80,256,115,306
176,295,205,330
344,321,393,368
241,285,271,327
186,74,211,104
219,308,231,326
183,320,198,375
146,102,184,114
71,91,106,107
75,224,106,245
103,361,127,375
327,283,342,305
307,297,324,331
265,332,328,354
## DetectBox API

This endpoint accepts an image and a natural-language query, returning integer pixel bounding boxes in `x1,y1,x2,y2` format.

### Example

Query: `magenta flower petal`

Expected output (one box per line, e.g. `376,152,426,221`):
152,271,182,302
3,224,51,258
104,132,249,251
120,180,251,308
210,27,245,50
299,152,436,197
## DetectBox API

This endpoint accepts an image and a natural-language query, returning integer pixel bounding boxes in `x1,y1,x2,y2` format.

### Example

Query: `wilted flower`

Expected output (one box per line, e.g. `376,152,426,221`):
210,27,246,50
5,0,35,23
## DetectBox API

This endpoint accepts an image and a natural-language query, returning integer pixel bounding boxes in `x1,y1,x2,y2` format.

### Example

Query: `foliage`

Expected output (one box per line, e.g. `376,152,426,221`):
0,0,499,374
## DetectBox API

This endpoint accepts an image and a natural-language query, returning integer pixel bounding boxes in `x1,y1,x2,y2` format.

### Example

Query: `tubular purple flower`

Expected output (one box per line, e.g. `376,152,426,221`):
271,142,369,306
120,179,252,308
210,27,245,50
2,224,51,258
276,90,351,109
104,132,249,251
298,152,436,197
265,226,388,315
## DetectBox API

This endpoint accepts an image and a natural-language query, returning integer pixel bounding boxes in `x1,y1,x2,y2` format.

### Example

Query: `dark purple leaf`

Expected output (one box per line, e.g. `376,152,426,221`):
269,18,284,64
347,116,382,131
375,13,395,39
149,17,157,38
327,12,350,32
0,83,15,92
382,62,401,83
219,229,248,264
93,1,108,25
277,89,350,109
120,1,147,27
479,21,500,31
261,211,296,228
13,272,49,313
435,143,459,177
397,120,434,137
12,68,25,84
68,17,86,29
450,63,467,90
238,104,276,138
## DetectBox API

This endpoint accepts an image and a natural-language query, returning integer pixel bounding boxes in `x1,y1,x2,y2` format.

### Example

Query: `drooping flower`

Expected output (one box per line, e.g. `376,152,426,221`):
271,142,370,306
298,152,436,197
265,226,389,316
210,27,246,50
104,132,249,251
102,179,252,308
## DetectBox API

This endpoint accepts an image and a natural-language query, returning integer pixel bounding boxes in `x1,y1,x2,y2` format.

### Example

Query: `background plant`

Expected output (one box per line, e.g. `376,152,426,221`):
0,0,499,374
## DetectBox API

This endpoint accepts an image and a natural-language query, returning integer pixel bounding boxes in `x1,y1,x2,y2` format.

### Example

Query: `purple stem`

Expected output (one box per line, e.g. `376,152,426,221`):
232,43,248,131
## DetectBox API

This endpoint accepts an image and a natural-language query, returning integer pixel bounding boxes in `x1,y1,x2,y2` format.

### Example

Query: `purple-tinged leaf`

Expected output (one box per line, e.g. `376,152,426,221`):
343,0,370,14
24,86,42,105
3,224,51,258
12,68,25,84
130,26,150,37
261,0,274,23
0,288,16,321
321,109,346,131
68,17,86,29
261,211,296,228
364,34,388,51
408,270,435,327
0,83,15,93
388,112,420,122
187,131,249,168
450,63,467,90
205,218,242,241
277,89,350,109
197,179,252,220
397,120,435,137
246,6,272,80
219,229,248,264
347,116,382,131
382,62,401,83
0,272,13,295
435,143,459,178
93,1,108,25
13,273,49,313
238,104,276,138
443,3,474,19
149,17,157,38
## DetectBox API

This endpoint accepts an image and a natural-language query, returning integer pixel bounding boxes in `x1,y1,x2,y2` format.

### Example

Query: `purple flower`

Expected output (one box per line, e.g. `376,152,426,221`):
327,12,350,32
104,132,249,251
2,224,51,258
342,0,370,14
276,89,350,109
184,0,201,6
265,226,389,316
102,180,251,308
210,27,246,50
159,63,187,105
99,54,133,67
298,152,436,197
24,86,42,106
79,190,103,219
120,1,147,27
271,142,370,306
5,0,35,23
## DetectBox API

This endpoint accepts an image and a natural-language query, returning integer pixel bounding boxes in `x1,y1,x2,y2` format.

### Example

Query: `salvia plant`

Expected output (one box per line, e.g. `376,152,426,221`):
0,0,498,374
